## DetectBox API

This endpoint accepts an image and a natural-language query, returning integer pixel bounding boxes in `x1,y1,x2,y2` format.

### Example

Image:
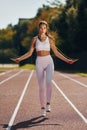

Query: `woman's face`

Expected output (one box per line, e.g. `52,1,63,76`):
39,24,47,35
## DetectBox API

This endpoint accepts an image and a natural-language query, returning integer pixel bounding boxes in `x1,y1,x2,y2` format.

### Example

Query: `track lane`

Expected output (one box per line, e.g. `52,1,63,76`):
0,70,87,130
58,72,87,88
0,70,24,84
0,70,32,130
52,80,87,123
53,71,87,123
6,70,34,130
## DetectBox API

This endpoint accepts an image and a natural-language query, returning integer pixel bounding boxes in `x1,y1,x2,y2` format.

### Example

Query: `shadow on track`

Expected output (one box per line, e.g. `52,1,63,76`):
3,116,62,130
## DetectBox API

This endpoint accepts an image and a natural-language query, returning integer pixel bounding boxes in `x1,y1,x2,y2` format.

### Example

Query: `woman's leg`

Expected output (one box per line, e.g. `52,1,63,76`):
36,66,45,109
45,62,54,104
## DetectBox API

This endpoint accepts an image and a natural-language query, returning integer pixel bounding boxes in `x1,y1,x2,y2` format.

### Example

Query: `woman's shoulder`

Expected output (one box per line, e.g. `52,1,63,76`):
33,35,38,40
31,36,38,47
31,36,38,43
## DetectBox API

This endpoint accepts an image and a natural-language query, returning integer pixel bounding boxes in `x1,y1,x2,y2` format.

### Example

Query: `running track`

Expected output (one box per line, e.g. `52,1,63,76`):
0,69,87,130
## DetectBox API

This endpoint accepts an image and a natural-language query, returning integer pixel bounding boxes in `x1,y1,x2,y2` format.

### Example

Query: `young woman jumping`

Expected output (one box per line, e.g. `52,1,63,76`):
11,20,78,117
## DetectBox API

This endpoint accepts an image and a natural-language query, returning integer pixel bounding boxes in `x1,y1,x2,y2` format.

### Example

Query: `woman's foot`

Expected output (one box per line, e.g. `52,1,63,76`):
41,107,46,117
46,103,51,112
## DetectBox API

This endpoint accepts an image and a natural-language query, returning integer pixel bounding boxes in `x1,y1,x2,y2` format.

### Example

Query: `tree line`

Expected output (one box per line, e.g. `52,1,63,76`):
0,0,87,71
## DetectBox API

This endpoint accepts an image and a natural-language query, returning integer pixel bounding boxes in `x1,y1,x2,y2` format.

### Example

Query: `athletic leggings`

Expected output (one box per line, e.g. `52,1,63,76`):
36,55,54,108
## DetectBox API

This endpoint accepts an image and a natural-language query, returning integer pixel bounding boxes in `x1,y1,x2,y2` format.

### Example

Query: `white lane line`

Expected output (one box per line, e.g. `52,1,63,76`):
58,72,87,88
0,70,23,85
52,80,87,124
6,70,34,130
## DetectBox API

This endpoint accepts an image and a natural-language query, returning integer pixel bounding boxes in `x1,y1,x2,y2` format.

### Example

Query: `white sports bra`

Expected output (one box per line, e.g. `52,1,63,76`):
36,36,50,51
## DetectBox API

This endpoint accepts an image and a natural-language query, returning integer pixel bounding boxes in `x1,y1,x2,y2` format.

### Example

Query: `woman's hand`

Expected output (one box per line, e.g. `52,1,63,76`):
10,58,21,63
66,59,78,64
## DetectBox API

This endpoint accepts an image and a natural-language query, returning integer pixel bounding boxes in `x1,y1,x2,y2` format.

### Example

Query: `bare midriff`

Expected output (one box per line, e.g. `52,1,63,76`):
37,51,50,56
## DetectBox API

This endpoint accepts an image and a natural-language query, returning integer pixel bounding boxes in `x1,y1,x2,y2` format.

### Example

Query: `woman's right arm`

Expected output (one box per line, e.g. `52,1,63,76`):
11,37,36,63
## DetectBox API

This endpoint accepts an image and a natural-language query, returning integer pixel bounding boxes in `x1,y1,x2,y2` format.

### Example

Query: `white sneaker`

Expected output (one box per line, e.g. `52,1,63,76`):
41,109,46,117
46,105,51,112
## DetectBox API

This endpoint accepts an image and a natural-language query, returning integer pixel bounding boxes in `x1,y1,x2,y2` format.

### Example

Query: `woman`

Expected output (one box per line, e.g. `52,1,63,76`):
11,20,78,117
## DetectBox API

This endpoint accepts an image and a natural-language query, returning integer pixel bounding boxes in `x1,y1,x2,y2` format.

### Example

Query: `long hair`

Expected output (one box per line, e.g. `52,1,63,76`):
38,20,69,58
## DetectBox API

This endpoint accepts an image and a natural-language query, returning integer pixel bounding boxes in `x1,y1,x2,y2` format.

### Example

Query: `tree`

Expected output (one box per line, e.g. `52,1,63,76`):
0,28,17,63
76,0,87,51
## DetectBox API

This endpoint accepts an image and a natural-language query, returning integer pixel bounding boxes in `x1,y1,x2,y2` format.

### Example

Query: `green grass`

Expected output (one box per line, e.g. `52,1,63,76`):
0,67,18,72
19,64,36,70
77,73,87,77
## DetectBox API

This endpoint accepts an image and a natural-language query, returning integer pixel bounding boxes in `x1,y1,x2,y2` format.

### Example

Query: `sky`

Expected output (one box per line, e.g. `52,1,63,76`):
0,0,65,29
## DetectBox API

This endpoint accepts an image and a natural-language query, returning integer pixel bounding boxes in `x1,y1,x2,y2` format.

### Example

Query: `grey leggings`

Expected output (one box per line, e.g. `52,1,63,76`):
36,55,54,108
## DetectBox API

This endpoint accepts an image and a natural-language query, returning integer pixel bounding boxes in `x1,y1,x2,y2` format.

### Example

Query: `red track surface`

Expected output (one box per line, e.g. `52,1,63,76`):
0,69,87,130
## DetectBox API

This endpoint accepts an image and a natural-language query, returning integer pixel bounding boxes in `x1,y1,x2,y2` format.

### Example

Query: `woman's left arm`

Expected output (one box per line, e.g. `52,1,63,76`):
50,40,78,64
